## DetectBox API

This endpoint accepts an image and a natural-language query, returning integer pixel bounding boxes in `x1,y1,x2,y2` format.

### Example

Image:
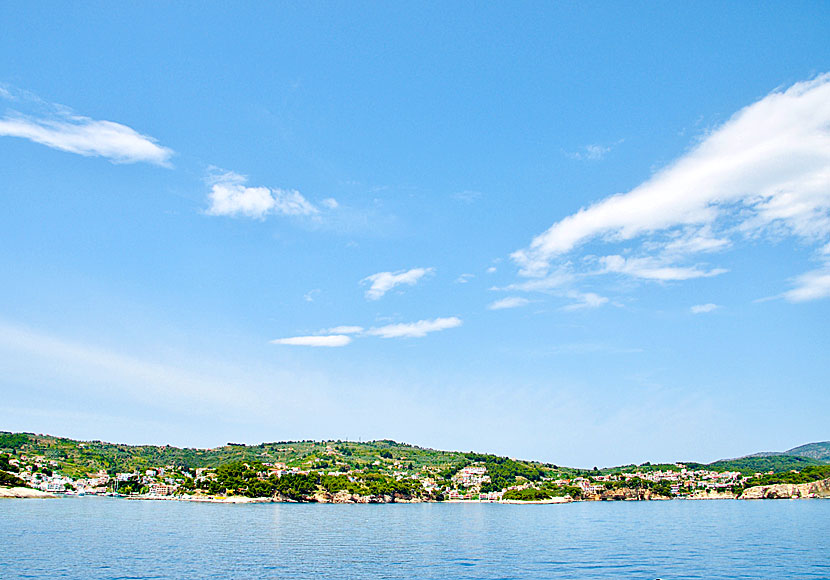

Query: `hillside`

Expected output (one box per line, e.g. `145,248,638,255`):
697,455,824,475
2,431,828,481
784,442,830,461
0,431,571,481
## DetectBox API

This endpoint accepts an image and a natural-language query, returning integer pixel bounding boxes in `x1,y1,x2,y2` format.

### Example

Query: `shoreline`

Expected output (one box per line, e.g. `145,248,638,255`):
0,487,58,499
85,493,830,504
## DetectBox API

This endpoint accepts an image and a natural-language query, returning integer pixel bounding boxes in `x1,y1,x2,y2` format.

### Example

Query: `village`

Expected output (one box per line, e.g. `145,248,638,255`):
7,450,754,502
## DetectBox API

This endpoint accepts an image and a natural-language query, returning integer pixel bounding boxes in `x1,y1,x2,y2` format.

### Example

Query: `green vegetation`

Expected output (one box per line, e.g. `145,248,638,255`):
462,453,545,492
195,460,429,500
686,455,823,475
3,431,829,502
784,442,830,462
0,452,26,487
503,487,554,501
602,454,826,477
739,465,830,490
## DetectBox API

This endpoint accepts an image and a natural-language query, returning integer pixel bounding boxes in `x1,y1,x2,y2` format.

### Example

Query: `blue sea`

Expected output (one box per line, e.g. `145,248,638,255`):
1,497,828,579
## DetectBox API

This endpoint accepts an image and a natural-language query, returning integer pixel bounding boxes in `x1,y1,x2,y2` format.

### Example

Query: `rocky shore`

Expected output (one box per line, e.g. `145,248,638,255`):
0,486,57,499
7,478,830,503
739,477,830,500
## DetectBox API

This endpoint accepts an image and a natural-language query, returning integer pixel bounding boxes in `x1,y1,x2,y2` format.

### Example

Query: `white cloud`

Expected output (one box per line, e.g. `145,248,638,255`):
501,268,575,293
303,289,321,302
367,317,462,339
486,267,497,274
691,303,720,314
324,326,364,335
456,273,475,284
206,171,318,219
782,267,830,302
562,291,609,311
512,74,830,298
0,113,173,166
321,198,339,209
362,267,434,300
270,335,352,347
600,255,727,281
487,296,529,310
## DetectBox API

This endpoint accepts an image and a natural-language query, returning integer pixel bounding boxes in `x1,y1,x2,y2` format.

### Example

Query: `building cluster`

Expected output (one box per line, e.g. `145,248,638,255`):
4,451,768,500
6,454,195,496
452,465,491,488
547,466,750,496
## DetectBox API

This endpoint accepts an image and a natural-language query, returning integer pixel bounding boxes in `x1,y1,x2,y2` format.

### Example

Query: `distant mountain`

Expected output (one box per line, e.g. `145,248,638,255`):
707,441,830,473
741,442,830,462
785,441,830,461
701,454,823,475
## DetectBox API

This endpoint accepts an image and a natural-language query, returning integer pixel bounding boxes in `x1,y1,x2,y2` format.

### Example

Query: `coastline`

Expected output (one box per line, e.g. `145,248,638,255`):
0,487,58,499
5,476,830,504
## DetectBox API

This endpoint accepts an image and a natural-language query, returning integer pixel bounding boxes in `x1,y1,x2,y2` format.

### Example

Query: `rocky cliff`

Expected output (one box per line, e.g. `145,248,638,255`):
739,477,830,499
584,488,670,501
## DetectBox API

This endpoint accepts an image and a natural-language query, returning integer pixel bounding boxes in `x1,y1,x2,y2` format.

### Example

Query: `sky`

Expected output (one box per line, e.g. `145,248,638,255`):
1,2,829,467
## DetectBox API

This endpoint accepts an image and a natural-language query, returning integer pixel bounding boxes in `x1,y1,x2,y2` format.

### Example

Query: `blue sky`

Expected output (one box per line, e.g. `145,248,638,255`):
1,2,829,467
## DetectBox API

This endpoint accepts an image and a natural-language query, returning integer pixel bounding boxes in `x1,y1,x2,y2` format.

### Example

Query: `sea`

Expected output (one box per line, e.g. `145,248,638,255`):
1,497,828,579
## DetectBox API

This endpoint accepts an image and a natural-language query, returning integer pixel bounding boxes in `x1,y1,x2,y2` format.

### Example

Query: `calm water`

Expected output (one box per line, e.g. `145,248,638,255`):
1,497,829,579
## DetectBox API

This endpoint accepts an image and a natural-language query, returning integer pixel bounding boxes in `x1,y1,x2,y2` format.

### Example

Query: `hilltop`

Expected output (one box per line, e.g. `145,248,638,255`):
783,442,830,461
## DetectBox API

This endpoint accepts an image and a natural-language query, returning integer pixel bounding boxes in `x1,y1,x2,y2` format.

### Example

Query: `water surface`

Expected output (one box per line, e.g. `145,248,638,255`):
1,497,828,579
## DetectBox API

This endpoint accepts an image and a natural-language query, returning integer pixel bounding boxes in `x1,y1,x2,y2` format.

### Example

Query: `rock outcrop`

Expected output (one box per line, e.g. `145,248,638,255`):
688,489,736,500
598,488,669,501
0,486,57,498
308,490,425,503
739,477,830,499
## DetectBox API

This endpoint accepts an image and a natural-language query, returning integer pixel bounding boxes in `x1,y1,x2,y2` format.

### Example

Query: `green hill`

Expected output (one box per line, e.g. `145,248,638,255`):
699,454,823,475
2,431,828,482
0,431,572,483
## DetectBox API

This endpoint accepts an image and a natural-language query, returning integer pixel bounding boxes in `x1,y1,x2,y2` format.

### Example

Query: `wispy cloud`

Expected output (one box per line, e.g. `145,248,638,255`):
562,291,609,311
512,74,830,301
362,267,434,300
271,317,461,346
600,255,727,281
0,87,173,165
270,335,352,347
367,317,462,339
206,170,319,219
0,112,173,166
487,296,529,310
566,142,614,161
691,303,720,314
782,268,830,302
324,325,364,334
0,320,257,411
456,273,475,284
